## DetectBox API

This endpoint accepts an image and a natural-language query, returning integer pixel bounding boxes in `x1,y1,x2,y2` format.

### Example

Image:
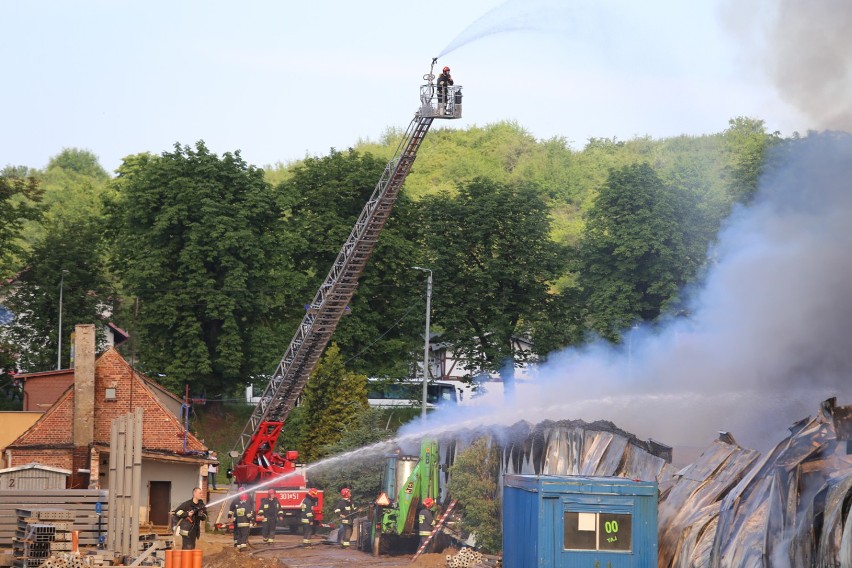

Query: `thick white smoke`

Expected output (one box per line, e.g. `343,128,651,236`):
415,132,852,452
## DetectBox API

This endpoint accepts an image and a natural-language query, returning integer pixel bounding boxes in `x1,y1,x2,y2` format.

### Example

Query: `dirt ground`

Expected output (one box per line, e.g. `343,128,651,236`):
197,529,453,568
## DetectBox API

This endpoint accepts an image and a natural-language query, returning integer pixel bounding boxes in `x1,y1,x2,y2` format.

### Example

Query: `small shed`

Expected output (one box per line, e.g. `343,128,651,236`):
0,463,71,490
503,475,658,568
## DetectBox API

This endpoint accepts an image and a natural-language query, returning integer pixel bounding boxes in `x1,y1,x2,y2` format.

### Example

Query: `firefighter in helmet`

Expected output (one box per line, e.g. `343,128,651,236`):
300,487,320,546
259,488,282,544
418,497,437,551
437,66,454,114
228,491,254,551
334,487,354,548
174,487,208,550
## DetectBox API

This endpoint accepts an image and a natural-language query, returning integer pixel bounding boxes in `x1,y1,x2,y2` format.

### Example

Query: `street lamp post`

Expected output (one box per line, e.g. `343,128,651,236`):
627,323,639,381
412,267,432,419
57,270,69,370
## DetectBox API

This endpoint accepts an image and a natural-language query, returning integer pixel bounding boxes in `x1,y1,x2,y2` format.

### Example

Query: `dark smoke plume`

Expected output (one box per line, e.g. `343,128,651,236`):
723,0,852,132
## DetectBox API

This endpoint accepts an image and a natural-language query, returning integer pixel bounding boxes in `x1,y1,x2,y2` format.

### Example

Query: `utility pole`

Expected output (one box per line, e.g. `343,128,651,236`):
57,269,69,370
412,267,433,419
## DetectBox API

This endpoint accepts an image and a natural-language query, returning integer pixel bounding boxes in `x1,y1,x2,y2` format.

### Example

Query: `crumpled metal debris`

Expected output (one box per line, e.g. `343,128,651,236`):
658,397,852,568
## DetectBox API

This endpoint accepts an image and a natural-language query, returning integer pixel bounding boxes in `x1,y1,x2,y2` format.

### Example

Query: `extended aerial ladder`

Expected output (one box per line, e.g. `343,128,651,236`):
224,61,463,527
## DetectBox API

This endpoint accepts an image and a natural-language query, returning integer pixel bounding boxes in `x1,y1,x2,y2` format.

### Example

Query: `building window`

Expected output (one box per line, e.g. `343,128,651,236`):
564,511,632,552
105,387,117,400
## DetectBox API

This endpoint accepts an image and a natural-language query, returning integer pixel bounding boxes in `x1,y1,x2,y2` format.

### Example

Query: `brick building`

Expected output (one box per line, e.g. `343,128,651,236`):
4,324,210,526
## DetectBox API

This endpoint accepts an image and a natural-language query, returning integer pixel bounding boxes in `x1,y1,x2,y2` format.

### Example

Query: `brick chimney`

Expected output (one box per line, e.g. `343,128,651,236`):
72,324,96,488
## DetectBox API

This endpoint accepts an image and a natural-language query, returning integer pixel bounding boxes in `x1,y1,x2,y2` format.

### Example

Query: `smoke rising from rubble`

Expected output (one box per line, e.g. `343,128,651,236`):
414,132,852,451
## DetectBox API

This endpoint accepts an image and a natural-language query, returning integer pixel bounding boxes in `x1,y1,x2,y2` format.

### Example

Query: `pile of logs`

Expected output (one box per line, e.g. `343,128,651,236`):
25,551,94,568
444,547,500,568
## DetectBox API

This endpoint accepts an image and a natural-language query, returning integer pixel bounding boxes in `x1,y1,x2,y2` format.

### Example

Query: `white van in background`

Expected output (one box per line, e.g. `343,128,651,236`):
246,379,473,408
366,378,478,408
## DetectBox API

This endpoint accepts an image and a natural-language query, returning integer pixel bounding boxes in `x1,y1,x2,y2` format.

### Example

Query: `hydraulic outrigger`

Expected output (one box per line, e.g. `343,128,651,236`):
223,60,463,530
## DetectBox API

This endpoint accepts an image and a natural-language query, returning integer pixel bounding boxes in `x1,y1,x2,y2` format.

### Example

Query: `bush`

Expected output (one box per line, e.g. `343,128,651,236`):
448,437,502,553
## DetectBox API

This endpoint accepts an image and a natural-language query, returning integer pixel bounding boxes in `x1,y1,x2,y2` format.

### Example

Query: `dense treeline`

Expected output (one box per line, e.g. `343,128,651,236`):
0,118,781,410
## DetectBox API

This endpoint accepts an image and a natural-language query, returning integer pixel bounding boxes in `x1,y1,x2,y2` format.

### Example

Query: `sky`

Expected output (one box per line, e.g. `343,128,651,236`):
1,0,839,174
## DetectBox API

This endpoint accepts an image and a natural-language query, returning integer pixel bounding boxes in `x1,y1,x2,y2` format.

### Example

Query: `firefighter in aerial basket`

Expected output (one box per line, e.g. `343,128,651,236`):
300,487,320,546
259,488,282,544
335,487,354,548
437,66,453,114
229,491,254,551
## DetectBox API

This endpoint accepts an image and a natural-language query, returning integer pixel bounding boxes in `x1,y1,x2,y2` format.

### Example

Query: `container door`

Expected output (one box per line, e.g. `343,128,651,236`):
558,495,636,568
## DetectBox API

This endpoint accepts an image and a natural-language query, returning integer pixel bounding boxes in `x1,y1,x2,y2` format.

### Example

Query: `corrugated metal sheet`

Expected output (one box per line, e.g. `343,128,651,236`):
491,420,676,486
658,397,852,568
0,464,69,490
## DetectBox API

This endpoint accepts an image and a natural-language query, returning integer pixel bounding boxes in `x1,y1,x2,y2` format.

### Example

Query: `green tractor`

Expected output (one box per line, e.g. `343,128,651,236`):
368,439,442,556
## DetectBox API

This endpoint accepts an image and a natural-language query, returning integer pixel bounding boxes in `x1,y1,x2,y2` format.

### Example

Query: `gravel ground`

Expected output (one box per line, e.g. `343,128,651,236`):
197,529,452,568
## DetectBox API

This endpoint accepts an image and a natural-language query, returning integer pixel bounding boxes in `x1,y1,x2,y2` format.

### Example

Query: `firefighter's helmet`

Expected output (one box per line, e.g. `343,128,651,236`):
268,488,275,496
442,66,450,73
341,488,351,498
309,488,319,498
423,497,435,508
239,492,248,501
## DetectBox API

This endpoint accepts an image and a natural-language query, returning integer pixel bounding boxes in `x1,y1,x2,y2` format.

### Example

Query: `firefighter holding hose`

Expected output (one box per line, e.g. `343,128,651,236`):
229,491,254,551
259,488,282,544
335,488,354,548
300,488,320,546
174,487,208,550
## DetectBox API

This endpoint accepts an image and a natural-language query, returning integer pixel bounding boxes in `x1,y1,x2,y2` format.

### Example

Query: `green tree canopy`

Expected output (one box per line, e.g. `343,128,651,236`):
107,142,293,396
299,343,368,461
419,178,568,376
0,171,43,278
722,117,782,203
2,216,114,372
47,148,109,180
573,163,709,340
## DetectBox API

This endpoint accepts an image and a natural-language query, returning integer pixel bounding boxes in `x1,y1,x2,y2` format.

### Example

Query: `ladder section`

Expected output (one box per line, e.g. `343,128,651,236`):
234,114,434,459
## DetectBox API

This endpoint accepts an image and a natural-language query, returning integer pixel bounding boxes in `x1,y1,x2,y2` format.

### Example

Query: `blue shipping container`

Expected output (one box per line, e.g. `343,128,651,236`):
503,475,658,568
